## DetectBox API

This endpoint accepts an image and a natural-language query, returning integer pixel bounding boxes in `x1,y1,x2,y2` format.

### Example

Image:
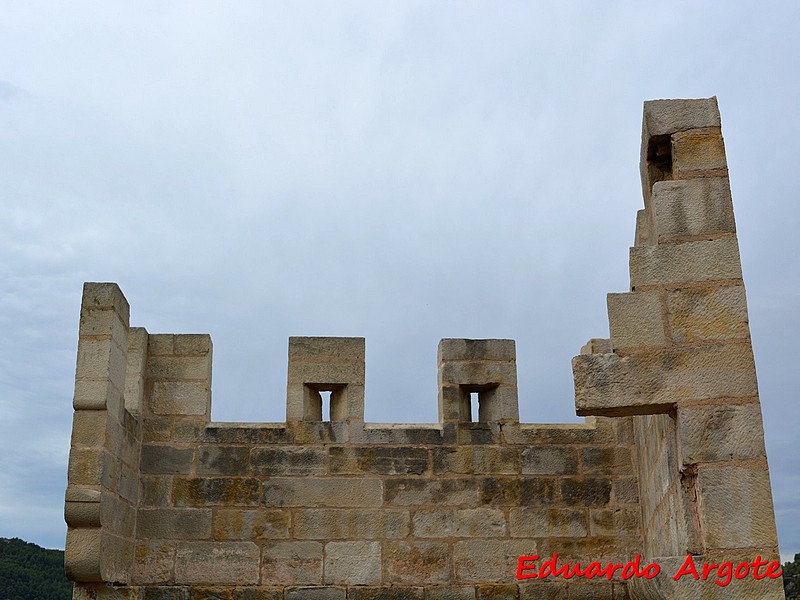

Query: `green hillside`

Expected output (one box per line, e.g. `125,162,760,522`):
0,537,71,600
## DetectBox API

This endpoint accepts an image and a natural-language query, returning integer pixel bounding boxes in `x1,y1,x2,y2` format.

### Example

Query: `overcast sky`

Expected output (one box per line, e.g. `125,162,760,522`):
1,1,798,561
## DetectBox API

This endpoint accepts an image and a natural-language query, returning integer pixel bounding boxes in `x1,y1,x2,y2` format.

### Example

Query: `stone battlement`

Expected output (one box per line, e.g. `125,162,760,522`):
64,99,785,599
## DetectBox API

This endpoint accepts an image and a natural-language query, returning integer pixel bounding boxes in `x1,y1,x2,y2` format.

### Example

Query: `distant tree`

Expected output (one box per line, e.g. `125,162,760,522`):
786,553,800,600
0,537,71,600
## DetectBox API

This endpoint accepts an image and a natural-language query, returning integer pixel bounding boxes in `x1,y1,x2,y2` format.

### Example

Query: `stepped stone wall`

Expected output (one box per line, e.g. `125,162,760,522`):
64,99,785,600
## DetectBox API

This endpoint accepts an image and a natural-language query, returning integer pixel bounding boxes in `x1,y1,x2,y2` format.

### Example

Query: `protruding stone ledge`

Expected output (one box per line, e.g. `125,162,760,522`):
573,344,758,417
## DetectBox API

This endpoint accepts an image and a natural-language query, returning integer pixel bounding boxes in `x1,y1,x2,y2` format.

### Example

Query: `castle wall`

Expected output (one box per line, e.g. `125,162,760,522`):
64,99,785,600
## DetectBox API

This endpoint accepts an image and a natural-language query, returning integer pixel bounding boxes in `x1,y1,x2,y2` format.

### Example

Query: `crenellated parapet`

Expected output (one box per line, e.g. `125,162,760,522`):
64,99,784,600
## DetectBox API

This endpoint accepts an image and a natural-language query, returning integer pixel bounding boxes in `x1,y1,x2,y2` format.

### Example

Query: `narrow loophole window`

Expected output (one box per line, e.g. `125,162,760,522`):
470,392,480,422
320,390,332,421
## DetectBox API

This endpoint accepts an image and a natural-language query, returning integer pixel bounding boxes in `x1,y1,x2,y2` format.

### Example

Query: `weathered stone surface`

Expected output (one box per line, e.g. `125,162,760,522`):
475,585,518,600
642,98,720,138
252,447,326,476
65,527,102,582
262,541,322,585
666,285,749,343
141,445,194,475
508,508,587,538
560,478,611,507
384,541,450,584
517,582,568,600
173,478,260,507
213,509,289,540
133,541,176,584
520,447,577,475
149,381,210,416
73,583,142,599
588,508,639,538
607,291,665,350
175,542,259,585
629,238,741,289
198,446,251,476
413,508,506,538
677,403,766,464
424,588,475,600
347,588,424,600
142,587,189,600
573,344,758,416
652,177,735,241
580,447,632,475
453,540,535,582
385,478,479,506
672,128,728,178
294,509,409,539
479,478,556,506
323,541,381,585
202,425,290,445
262,478,382,507
329,447,428,475
285,587,346,600
439,339,516,362
137,508,212,540
697,466,778,549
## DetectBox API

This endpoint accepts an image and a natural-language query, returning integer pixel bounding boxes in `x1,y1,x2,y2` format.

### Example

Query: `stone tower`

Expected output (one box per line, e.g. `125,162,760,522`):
64,99,785,599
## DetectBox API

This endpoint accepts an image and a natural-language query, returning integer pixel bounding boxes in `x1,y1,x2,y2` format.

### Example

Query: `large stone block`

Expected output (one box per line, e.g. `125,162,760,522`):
479,478,556,506
65,526,102,582
262,478,382,507
293,509,409,539
652,177,735,241
172,478,260,507
133,541,176,584
559,478,611,507
384,478,479,506
384,541,450,584
347,588,424,600
261,541,323,585
520,447,578,475
213,509,290,540
137,508,212,540
175,542,260,585
677,403,766,464
285,587,346,600
149,381,211,416
323,541,381,585
642,98,720,138
198,446,251,476
672,128,728,178
413,508,506,538
607,291,665,350
329,447,429,475
81,283,131,321
697,466,779,550
453,540,536,582
580,447,632,475
251,447,326,476
141,445,194,475
666,285,749,344
508,508,587,538
629,238,742,289
573,344,758,416
432,446,519,475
